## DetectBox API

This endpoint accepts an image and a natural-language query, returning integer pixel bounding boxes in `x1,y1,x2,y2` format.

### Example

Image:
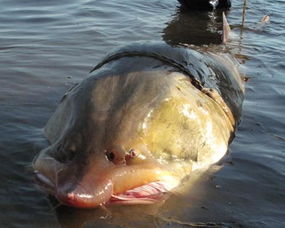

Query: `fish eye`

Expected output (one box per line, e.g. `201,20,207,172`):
105,151,115,161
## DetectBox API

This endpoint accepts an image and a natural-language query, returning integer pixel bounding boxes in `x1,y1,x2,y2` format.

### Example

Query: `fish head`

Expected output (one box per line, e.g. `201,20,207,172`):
33,68,233,208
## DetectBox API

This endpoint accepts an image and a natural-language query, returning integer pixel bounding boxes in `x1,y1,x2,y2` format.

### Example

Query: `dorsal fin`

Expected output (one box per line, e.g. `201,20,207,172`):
222,12,231,44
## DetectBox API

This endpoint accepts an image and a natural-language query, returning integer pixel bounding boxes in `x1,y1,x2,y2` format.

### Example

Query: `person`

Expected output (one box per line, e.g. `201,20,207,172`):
178,0,231,10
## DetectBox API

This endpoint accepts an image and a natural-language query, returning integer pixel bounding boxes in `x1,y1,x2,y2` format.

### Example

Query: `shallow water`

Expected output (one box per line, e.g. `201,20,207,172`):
0,0,284,227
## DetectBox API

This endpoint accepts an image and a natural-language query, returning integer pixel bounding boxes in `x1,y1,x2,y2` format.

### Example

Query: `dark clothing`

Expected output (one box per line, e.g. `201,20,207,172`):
178,0,231,10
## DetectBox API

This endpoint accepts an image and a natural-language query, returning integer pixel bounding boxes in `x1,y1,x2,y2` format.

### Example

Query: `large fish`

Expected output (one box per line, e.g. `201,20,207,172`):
33,42,244,208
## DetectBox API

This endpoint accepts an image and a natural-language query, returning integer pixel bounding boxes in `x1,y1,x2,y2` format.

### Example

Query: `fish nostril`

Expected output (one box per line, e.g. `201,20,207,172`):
105,148,129,165
128,149,136,158
105,150,116,162
125,149,137,162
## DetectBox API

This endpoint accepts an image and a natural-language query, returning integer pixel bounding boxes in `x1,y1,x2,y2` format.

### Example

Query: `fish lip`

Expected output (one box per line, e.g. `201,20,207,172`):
33,170,176,207
34,171,168,206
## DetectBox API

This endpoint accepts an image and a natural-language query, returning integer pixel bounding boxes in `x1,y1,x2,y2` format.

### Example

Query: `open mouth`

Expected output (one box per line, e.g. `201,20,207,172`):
34,170,177,207
109,180,175,205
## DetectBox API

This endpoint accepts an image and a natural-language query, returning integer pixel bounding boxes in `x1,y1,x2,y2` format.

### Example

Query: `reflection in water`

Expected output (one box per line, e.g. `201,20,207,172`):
56,202,164,228
162,6,229,46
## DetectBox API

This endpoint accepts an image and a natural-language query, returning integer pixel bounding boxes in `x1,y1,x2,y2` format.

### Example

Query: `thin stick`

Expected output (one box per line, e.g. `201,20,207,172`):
242,0,247,27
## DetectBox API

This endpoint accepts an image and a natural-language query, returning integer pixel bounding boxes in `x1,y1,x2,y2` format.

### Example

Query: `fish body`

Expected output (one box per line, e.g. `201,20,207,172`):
33,43,244,208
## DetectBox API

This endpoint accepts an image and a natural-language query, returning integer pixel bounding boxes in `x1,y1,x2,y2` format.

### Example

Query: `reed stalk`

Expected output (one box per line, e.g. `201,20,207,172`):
242,0,247,27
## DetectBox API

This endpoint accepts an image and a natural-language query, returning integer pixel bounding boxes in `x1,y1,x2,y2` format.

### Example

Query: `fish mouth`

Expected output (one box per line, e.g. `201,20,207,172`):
33,168,178,208
109,180,175,205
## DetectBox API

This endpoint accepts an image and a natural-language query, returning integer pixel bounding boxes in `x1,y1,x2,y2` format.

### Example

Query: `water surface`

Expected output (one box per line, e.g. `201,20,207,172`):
0,0,284,227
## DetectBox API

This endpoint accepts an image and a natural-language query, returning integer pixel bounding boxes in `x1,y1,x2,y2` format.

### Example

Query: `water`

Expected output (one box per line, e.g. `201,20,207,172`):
0,0,284,227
